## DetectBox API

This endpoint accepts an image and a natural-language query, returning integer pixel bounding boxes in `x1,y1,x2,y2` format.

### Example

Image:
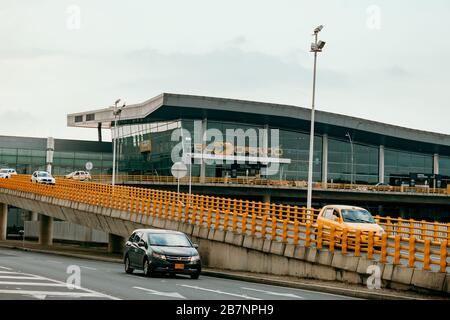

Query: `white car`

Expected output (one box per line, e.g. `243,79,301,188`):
65,171,92,181
0,168,17,179
31,171,56,185
0,171,10,179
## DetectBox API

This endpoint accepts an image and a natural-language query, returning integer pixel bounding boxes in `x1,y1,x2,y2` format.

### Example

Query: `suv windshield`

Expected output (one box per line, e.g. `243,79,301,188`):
148,233,192,247
0,169,8,173
341,209,375,223
38,172,49,177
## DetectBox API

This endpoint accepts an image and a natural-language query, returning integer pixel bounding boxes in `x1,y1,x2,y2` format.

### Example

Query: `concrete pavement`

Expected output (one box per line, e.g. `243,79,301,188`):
0,247,357,300
0,242,446,300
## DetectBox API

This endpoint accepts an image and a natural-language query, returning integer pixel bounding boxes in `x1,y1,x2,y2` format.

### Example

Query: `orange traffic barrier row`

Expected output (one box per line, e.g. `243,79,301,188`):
0,175,449,272
9,174,450,243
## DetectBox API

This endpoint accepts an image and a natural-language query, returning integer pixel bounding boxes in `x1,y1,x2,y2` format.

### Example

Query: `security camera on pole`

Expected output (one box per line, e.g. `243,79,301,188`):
306,25,326,213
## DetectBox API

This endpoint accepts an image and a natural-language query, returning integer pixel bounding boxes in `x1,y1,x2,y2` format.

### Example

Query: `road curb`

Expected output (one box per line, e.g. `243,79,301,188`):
0,243,427,300
200,270,419,300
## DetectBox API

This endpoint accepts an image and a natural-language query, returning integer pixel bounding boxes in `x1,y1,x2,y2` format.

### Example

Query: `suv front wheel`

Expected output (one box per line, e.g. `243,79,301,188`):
124,256,134,274
143,258,153,277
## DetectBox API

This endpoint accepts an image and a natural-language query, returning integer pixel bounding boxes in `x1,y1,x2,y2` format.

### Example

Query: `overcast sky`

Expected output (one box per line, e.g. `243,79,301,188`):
1,0,449,141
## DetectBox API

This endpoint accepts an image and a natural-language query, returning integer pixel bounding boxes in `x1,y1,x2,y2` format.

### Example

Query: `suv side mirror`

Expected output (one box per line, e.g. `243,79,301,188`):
138,240,146,247
193,244,199,249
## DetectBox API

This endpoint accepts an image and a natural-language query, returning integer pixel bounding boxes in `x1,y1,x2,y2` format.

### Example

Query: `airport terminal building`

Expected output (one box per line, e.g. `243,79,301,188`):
69,93,450,188
0,135,112,176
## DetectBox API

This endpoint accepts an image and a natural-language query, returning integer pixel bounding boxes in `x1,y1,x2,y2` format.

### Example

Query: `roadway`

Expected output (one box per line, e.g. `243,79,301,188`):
0,247,356,300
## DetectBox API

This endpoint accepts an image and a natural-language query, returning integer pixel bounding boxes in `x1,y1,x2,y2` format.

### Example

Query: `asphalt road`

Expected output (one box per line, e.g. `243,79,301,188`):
0,247,356,300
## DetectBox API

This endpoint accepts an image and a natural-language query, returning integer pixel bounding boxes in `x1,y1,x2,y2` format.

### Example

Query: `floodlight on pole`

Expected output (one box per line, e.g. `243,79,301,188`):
306,25,325,212
314,25,324,34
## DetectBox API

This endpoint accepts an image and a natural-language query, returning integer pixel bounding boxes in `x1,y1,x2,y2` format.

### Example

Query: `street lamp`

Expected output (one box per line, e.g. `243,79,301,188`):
180,128,192,202
185,136,192,201
306,25,326,211
345,132,354,185
112,99,126,187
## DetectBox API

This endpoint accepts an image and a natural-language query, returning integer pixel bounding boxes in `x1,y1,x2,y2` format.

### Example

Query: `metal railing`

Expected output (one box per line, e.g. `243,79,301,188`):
75,174,450,196
0,175,449,272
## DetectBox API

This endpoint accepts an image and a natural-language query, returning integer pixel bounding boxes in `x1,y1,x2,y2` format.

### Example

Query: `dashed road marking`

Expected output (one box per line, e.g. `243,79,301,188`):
178,284,261,300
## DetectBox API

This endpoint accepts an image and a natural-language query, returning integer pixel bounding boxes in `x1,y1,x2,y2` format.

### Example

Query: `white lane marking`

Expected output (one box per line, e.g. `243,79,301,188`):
46,260,63,264
0,269,121,300
178,284,261,300
241,287,304,299
0,290,106,298
0,276,44,280
0,266,12,271
0,282,67,287
133,286,186,299
80,266,97,271
0,271,25,274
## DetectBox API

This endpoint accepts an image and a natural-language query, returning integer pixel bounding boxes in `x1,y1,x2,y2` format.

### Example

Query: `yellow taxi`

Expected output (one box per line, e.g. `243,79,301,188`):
315,205,385,245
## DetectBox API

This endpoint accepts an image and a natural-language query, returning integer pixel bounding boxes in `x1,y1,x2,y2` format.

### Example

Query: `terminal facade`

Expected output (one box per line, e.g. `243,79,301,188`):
0,135,112,237
69,93,450,189
0,135,112,176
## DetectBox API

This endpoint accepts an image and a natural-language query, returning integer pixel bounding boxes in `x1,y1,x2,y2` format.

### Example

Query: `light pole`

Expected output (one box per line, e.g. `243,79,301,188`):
112,99,126,187
345,132,354,185
180,128,192,202
185,136,192,201
306,25,326,211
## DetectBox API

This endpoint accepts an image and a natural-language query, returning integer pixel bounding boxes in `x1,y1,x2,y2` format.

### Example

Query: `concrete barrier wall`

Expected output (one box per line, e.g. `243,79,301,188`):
0,188,449,295
24,221,108,243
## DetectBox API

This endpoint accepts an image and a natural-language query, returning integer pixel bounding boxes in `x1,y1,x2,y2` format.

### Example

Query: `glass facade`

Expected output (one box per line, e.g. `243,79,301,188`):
52,151,112,175
0,136,112,175
112,115,448,187
328,138,379,184
277,129,322,181
116,119,323,180
117,120,181,176
440,156,450,177
384,149,433,184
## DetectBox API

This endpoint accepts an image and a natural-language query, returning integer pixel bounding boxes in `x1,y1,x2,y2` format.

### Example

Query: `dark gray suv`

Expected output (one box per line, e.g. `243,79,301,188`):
123,229,202,279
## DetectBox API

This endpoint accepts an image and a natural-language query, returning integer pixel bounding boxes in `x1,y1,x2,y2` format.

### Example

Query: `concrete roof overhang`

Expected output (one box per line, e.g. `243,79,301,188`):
67,93,450,156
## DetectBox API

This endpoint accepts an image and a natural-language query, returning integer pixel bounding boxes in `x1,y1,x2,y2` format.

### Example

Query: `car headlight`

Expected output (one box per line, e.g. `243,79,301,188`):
152,252,166,260
190,254,200,262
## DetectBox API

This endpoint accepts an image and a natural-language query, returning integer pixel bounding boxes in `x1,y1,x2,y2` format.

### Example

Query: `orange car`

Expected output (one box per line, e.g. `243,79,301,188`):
315,205,385,244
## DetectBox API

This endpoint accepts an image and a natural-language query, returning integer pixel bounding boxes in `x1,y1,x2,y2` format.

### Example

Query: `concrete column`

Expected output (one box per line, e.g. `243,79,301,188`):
262,194,271,203
97,123,103,142
0,203,7,241
259,124,269,177
108,233,125,253
39,215,53,246
200,118,207,181
378,145,385,183
321,134,328,185
46,137,54,174
433,154,439,174
30,212,38,221
399,207,408,219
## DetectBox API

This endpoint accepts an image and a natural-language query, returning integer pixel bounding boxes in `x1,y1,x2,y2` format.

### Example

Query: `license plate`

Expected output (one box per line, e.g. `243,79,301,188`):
175,263,184,269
